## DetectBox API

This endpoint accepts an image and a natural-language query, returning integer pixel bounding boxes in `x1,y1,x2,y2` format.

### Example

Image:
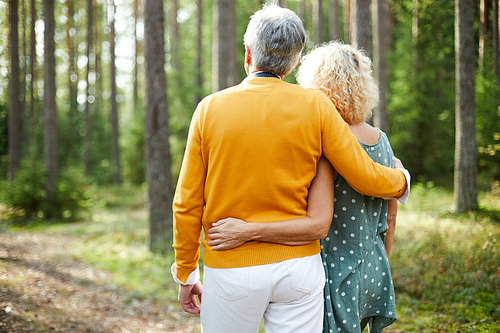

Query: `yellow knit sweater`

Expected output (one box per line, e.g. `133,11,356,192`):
172,77,406,283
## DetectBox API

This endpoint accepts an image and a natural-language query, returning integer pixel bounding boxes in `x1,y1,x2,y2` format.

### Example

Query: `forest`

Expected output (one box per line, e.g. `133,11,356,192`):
1,0,500,224
0,0,500,332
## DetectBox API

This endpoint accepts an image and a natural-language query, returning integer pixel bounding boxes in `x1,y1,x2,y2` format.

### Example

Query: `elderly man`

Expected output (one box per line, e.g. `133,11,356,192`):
171,4,410,333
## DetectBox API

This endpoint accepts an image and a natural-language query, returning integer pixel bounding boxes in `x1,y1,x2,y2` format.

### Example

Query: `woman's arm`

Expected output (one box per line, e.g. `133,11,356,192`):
207,156,335,250
384,199,398,256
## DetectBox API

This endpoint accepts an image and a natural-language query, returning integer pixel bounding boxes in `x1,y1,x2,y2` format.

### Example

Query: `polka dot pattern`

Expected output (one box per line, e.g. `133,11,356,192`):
321,130,397,333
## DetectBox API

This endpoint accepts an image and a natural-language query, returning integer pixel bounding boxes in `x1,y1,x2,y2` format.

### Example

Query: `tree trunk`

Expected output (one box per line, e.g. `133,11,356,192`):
29,0,36,126
194,0,203,105
133,0,139,107
144,0,174,253
479,0,487,70
9,0,21,181
493,0,499,79
313,0,323,44
93,0,102,120
351,0,371,57
212,0,237,92
21,0,27,153
44,0,59,204
372,0,390,133
109,0,121,184
298,0,305,24
66,0,78,161
170,0,182,90
454,0,477,213
329,0,340,41
84,0,93,176
344,0,350,43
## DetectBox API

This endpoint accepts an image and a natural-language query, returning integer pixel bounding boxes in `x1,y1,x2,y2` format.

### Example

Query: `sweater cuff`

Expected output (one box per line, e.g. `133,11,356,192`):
171,264,200,285
396,168,411,205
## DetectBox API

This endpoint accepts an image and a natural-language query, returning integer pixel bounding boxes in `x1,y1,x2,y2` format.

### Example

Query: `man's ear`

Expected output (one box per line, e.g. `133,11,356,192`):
245,45,252,65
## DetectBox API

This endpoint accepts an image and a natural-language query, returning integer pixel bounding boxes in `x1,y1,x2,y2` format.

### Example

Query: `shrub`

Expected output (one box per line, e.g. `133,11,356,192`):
0,161,92,221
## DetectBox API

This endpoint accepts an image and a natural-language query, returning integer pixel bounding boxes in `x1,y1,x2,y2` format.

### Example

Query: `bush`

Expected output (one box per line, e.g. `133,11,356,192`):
0,161,92,221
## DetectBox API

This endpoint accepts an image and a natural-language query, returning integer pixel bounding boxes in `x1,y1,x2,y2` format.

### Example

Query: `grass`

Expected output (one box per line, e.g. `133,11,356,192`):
386,182,500,332
2,182,500,332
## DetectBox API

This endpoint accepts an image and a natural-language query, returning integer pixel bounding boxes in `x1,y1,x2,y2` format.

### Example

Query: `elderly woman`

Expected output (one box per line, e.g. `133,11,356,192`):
208,41,399,333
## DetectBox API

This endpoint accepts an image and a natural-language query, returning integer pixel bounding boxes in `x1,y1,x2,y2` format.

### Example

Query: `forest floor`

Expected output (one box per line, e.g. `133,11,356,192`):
1,184,499,332
0,230,200,333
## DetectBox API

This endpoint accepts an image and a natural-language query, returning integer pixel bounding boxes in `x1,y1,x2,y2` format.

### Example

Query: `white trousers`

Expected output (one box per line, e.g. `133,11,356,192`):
200,254,325,333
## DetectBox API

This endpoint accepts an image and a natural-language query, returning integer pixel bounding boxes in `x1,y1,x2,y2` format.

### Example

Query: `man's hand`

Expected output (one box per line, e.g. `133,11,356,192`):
179,281,203,314
207,218,250,250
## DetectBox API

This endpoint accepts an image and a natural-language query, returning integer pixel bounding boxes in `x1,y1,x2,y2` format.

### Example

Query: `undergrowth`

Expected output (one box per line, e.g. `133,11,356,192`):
2,182,499,332
388,182,500,332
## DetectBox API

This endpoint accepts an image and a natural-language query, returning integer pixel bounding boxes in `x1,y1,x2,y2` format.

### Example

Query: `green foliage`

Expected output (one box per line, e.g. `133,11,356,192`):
390,184,500,332
388,0,456,187
476,71,500,189
121,104,145,185
0,160,92,221
1,160,46,218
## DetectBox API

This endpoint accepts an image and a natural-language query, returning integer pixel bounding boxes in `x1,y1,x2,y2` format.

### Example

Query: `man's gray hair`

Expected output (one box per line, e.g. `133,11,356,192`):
244,4,306,76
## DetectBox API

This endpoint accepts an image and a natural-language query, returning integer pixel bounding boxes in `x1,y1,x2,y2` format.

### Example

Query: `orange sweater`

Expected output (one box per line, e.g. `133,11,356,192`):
172,77,407,283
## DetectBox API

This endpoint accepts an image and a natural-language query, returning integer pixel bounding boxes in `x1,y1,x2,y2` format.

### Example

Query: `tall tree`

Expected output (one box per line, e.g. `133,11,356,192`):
21,0,27,149
66,0,78,160
351,0,371,56
212,0,237,92
8,0,21,181
84,0,94,176
194,0,203,105
372,0,390,133
479,0,487,70
29,0,36,127
493,0,499,78
133,0,139,107
298,0,305,24
454,0,477,212
109,0,121,184
329,0,340,41
144,0,174,253
313,0,324,44
344,0,350,43
412,0,418,61
44,0,59,204
170,0,182,90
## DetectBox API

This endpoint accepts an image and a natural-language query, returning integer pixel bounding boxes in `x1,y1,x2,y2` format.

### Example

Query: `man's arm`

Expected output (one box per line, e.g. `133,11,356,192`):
207,157,335,250
172,108,206,284
320,95,410,203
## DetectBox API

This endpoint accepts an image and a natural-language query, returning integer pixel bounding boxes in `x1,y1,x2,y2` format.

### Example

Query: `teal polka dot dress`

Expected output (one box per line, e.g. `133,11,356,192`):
321,130,397,333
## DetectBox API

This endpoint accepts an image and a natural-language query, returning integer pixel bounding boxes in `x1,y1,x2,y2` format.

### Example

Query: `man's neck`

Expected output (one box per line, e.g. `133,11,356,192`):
249,68,284,80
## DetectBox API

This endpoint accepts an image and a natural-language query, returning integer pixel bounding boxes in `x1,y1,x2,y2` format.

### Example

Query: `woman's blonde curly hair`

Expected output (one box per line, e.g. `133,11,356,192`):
296,41,379,125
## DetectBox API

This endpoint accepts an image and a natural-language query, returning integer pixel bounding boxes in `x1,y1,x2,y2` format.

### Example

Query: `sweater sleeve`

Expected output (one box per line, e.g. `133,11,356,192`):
320,95,408,199
172,108,206,284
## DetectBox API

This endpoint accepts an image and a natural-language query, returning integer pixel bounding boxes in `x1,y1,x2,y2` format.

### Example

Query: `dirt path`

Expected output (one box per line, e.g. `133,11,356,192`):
0,231,200,333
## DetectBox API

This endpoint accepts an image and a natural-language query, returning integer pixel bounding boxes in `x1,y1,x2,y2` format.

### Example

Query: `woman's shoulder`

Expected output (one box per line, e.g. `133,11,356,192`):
348,122,381,145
